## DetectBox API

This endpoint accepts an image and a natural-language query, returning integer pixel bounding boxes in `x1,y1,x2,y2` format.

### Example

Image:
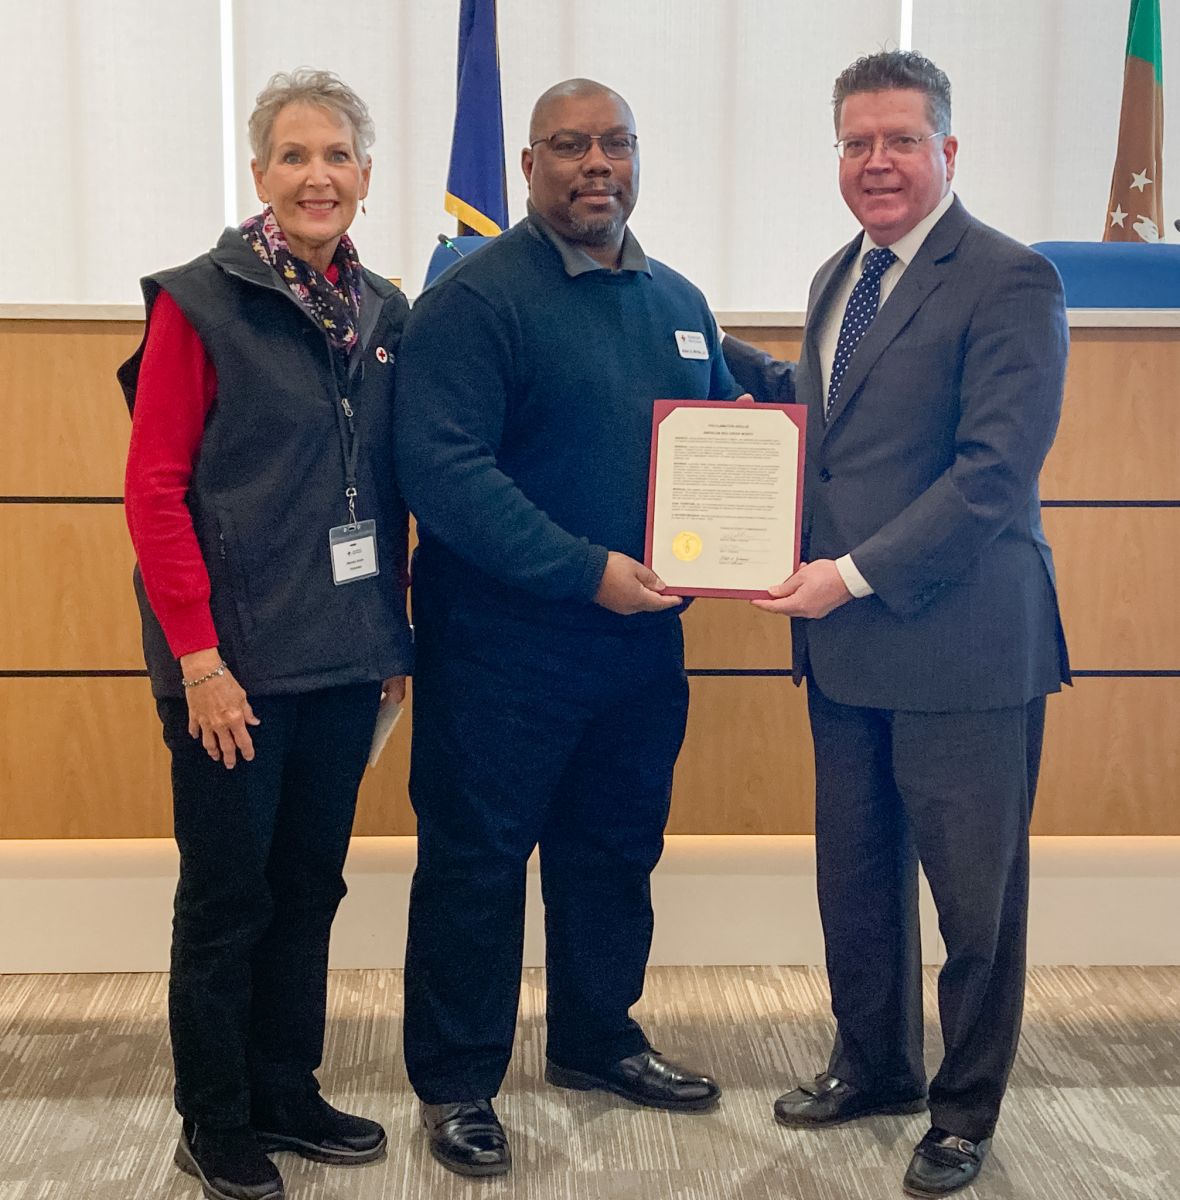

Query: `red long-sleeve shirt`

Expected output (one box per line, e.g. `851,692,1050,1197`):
124,269,341,659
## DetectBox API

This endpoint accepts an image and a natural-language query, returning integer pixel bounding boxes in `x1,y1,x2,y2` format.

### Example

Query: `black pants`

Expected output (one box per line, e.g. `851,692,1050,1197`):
158,681,381,1129
403,598,689,1104
807,680,1047,1142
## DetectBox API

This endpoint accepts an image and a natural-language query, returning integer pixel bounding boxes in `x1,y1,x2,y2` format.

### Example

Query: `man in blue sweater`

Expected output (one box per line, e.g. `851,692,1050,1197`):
394,78,738,1177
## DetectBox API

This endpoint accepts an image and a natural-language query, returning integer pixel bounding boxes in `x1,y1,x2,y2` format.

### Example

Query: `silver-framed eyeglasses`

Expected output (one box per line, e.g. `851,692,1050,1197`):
835,131,948,159
529,130,639,160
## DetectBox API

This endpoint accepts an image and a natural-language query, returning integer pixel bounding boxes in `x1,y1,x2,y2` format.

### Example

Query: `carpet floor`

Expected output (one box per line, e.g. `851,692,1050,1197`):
1,966,1177,1199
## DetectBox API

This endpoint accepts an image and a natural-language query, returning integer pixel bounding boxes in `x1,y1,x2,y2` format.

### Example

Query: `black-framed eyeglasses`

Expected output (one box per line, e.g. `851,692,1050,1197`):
834,131,948,160
529,131,639,161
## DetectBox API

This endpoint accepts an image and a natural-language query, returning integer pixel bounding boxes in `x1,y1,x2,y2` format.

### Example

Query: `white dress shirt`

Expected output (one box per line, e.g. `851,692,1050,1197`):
822,190,957,598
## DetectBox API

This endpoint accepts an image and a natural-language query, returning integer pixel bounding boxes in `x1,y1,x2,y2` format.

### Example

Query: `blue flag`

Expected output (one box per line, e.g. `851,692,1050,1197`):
445,0,509,236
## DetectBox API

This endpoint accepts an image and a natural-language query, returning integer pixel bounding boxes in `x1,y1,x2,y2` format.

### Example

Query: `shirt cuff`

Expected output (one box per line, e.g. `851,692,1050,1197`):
835,554,874,599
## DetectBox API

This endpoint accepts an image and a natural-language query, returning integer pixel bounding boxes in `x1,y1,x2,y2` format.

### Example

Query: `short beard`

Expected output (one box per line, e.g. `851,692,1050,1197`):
565,208,624,246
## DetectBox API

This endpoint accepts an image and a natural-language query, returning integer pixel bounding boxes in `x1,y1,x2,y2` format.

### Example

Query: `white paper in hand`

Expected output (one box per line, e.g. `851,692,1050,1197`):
368,700,404,767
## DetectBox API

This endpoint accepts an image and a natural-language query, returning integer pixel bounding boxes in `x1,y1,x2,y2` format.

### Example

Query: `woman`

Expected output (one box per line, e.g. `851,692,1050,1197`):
120,70,411,1200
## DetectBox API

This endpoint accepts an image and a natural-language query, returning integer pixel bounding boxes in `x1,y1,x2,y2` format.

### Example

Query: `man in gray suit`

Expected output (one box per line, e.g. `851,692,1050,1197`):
724,51,1069,1197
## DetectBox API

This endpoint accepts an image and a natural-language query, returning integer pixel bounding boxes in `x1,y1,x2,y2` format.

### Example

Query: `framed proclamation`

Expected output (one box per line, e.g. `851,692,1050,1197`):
644,397,807,599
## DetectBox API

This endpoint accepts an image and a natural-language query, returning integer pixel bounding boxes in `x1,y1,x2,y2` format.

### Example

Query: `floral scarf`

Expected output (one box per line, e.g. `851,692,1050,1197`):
239,206,364,354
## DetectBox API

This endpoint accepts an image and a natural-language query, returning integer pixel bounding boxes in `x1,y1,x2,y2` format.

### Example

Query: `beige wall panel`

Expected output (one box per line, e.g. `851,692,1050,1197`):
1035,678,1180,835
0,505,143,669
1047,506,1180,669
683,600,791,670
1043,330,1180,501
1,321,141,497
0,679,172,839
669,676,813,834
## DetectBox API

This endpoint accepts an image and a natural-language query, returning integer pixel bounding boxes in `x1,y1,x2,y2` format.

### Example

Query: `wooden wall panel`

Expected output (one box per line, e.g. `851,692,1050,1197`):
1042,330,1180,501
670,676,812,834
1035,678,1180,836
0,679,173,839
3,320,1178,841
682,598,790,670
0,677,417,841
0,505,143,669
1047,507,1180,669
7,674,1175,839
0,320,140,497
353,688,415,835
351,675,814,838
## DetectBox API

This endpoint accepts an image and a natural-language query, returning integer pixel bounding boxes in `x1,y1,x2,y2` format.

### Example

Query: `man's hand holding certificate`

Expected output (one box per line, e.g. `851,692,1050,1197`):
645,396,807,598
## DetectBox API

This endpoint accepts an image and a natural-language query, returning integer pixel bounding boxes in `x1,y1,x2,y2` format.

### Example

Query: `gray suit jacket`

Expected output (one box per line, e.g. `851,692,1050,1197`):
725,198,1070,712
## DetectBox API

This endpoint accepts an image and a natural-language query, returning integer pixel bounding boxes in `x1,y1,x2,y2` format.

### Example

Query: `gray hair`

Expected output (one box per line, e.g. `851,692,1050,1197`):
832,50,952,134
248,68,375,166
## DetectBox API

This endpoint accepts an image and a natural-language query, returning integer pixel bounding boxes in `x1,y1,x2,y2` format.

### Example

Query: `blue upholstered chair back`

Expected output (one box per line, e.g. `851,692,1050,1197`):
1031,241,1180,308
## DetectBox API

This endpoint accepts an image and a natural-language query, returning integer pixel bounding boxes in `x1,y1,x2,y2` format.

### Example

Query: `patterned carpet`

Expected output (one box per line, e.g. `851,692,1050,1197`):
1,966,1178,1199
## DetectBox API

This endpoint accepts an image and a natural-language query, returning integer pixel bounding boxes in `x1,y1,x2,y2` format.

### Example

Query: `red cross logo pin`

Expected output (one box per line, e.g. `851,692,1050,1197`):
375,346,389,364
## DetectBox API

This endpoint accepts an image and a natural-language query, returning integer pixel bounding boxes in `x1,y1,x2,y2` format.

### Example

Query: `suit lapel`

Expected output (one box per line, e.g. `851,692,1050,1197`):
821,198,971,436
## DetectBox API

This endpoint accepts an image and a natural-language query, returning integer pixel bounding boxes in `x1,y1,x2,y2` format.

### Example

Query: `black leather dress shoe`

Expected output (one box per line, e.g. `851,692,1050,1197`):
903,1127,991,1197
174,1121,284,1200
422,1099,511,1177
545,1049,721,1112
773,1072,927,1128
253,1093,386,1165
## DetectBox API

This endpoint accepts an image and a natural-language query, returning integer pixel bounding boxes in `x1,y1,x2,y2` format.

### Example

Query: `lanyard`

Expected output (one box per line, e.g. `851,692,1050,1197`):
330,380,362,528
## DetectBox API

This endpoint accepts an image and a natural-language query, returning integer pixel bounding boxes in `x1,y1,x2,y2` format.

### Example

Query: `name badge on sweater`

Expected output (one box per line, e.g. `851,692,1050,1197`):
675,330,709,360
329,520,379,585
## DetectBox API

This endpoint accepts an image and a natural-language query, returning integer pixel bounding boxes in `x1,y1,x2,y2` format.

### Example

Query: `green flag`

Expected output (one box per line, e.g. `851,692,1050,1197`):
1105,0,1164,242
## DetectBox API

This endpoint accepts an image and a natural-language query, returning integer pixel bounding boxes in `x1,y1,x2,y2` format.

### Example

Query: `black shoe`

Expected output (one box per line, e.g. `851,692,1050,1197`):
422,1099,511,1178
546,1049,721,1112
773,1072,927,1128
174,1121,284,1200
253,1093,386,1165
903,1127,991,1197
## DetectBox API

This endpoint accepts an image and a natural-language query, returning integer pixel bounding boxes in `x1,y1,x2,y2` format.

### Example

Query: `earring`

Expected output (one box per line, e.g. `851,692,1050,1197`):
361,199,367,216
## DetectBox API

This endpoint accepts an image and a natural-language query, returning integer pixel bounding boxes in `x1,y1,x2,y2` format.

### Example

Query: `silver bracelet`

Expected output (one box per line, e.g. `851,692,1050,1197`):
181,661,227,689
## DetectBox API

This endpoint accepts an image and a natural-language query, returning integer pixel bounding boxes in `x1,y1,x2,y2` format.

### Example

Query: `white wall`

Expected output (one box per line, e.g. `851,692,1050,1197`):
3,1,1174,309
911,0,1176,247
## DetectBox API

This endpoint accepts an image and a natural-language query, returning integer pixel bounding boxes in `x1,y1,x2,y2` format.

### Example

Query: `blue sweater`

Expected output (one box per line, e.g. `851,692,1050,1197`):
394,216,738,630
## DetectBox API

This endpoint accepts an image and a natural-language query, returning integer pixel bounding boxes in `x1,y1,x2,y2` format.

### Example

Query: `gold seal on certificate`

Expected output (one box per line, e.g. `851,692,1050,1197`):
644,398,807,598
672,531,703,562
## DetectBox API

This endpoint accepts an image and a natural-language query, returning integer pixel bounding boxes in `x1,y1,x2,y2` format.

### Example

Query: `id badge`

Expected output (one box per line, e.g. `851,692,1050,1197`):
329,519,379,585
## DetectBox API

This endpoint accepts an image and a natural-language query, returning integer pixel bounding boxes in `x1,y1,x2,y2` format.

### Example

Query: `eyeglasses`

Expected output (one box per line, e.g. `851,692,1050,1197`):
834,131,948,160
529,131,639,161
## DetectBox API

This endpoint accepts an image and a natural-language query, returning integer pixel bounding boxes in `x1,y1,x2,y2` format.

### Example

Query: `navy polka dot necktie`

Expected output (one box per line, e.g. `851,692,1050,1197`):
826,246,897,418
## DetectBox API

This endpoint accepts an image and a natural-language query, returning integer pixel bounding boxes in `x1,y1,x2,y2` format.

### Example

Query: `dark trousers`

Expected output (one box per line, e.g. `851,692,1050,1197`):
403,599,689,1104
158,681,381,1128
807,680,1047,1142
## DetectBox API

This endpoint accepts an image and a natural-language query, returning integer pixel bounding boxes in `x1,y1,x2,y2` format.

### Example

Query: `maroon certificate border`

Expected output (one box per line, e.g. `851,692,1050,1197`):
643,397,807,599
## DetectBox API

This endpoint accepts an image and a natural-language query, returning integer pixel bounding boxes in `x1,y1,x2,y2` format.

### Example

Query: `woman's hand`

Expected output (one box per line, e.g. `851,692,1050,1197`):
180,648,260,769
